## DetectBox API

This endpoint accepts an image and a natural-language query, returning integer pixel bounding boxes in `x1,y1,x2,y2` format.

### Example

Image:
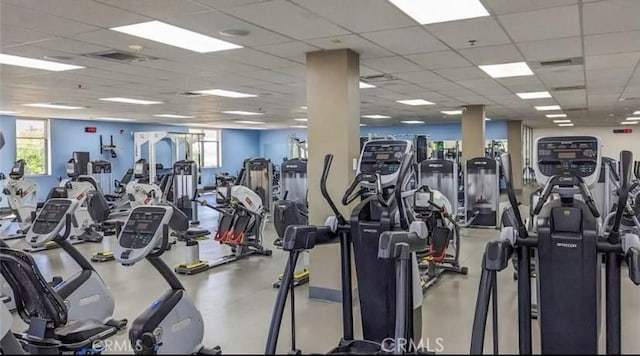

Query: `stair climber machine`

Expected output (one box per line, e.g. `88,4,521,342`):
413,185,468,292
23,198,128,330
113,205,221,355
465,157,499,228
176,180,273,275
272,158,309,288
266,140,432,354
470,136,640,354
592,156,621,219
1,159,38,240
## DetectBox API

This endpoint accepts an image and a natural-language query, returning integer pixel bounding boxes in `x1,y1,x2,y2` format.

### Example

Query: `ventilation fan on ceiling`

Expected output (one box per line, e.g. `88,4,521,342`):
83,50,158,63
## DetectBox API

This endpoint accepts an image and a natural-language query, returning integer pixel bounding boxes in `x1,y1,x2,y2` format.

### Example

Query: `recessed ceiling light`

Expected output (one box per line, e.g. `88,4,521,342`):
622,121,639,125
627,117,640,121
401,120,425,124
0,53,84,71
360,81,376,89
236,120,264,125
362,115,391,119
154,114,195,119
24,103,84,110
294,118,308,122
546,114,567,118
0,110,19,115
516,91,552,100
441,110,463,115
485,118,492,121
389,0,489,25
290,125,307,129
185,123,217,128
100,97,162,105
111,21,242,53
360,124,367,127
94,117,135,122
553,119,571,123
535,105,562,111
193,89,257,98
300,106,308,110
633,111,640,115
558,123,574,127
222,110,263,116
479,62,534,78
396,99,434,106
218,28,251,37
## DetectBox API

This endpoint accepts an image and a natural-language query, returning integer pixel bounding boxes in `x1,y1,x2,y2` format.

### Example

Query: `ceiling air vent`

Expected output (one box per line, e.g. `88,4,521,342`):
84,50,158,63
552,85,586,92
176,91,206,97
564,108,587,112
537,57,583,68
360,74,400,84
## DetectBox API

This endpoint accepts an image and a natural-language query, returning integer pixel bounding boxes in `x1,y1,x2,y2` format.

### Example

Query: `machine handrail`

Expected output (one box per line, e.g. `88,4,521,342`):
320,154,346,226
499,153,529,238
609,151,634,243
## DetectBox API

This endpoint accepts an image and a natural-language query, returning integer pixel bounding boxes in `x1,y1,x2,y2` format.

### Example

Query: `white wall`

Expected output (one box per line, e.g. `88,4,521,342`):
533,126,640,159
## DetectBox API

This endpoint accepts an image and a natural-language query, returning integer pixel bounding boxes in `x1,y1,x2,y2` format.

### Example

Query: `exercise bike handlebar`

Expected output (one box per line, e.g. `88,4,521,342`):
609,150,634,243
320,154,346,226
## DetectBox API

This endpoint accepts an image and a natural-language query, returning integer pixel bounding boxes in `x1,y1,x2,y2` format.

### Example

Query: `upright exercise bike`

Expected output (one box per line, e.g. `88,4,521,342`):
113,204,220,355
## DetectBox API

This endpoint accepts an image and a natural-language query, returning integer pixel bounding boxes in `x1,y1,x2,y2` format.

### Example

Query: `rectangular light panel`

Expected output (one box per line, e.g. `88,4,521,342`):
100,97,162,105
193,89,257,98
222,111,263,116
389,0,489,25
535,105,562,111
111,21,241,53
0,53,84,71
397,99,434,106
479,62,534,78
24,103,84,110
517,91,552,100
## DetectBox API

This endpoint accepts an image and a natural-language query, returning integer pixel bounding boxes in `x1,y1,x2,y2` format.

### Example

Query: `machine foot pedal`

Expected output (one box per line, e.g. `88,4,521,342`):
91,251,115,263
175,261,210,275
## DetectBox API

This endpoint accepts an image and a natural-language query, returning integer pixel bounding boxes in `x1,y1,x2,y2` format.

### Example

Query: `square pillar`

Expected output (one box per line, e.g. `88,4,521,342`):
306,49,360,302
507,120,524,191
461,105,486,162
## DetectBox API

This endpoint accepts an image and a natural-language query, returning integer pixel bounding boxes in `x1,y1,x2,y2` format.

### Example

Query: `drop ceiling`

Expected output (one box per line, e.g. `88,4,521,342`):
0,0,639,128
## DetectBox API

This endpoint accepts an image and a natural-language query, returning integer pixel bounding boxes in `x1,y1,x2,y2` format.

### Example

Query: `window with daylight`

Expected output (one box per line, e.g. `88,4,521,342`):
16,118,50,175
189,128,221,168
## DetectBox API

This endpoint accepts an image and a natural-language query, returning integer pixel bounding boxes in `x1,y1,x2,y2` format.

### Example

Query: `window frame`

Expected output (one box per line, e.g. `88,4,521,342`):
15,118,51,176
189,128,222,169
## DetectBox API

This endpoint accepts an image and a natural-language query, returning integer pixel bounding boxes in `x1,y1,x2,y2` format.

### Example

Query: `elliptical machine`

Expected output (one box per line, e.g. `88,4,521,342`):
114,205,220,355
24,198,127,330
470,136,640,354
266,140,430,354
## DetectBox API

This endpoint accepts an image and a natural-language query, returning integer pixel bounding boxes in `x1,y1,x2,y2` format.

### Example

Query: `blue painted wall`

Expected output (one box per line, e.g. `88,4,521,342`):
0,115,260,201
257,121,508,164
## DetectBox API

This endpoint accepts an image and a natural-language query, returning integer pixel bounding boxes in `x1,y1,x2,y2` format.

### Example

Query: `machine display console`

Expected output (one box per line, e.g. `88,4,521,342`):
358,140,410,188
534,136,601,187
119,207,166,249
31,200,73,234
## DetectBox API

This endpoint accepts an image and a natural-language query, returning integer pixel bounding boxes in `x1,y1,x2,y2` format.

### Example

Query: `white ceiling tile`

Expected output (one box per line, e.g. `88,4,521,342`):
495,75,545,88
255,41,320,64
291,0,415,33
2,0,151,28
190,0,268,9
483,0,578,15
553,90,587,107
585,52,640,70
360,65,383,77
582,0,640,35
584,31,640,56
536,65,585,86
239,69,298,84
498,5,580,42
0,25,53,47
361,56,422,73
406,51,471,70
457,79,511,95
217,48,297,69
223,0,349,40
457,44,524,65
433,67,490,81
167,9,292,47
0,3,100,37
272,65,306,78
30,38,111,55
392,70,448,84
306,35,394,59
361,27,447,55
621,86,640,98
94,0,211,20
517,37,582,62
425,17,510,49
